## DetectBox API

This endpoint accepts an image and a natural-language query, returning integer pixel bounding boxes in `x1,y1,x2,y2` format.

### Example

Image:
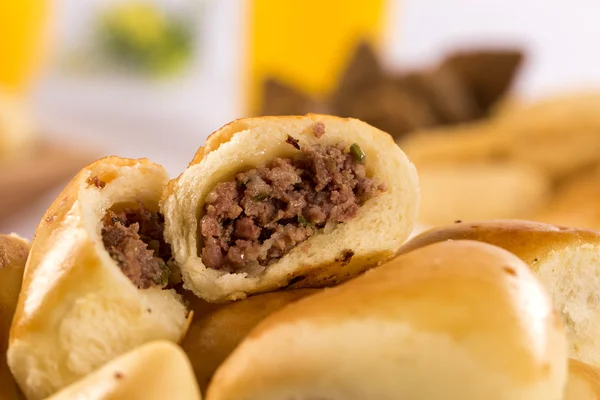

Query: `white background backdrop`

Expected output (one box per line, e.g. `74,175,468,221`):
5,0,600,238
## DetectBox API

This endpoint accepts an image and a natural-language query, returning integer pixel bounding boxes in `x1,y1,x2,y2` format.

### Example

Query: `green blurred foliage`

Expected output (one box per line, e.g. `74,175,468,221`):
97,2,195,78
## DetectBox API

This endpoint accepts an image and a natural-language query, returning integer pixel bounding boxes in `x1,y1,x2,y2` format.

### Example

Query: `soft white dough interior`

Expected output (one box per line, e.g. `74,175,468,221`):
163,117,420,301
535,244,600,367
8,162,188,400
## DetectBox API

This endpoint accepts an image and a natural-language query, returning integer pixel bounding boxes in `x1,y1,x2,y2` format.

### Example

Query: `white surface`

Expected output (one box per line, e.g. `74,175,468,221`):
6,0,600,238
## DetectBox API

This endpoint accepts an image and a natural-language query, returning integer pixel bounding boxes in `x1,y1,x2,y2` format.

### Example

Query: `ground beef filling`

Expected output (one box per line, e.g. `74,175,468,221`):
102,204,172,289
200,140,386,274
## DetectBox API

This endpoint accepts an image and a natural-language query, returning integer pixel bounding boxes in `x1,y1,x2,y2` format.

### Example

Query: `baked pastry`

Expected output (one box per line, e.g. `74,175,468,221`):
417,161,550,226
565,359,600,400
206,240,567,400
181,289,319,393
47,341,201,400
162,115,419,301
0,234,29,400
533,167,600,230
8,157,190,400
495,91,600,179
400,219,600,366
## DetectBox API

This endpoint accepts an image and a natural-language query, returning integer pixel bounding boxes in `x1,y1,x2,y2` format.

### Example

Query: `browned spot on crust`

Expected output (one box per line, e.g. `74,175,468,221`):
503,266,516,276
286,135,300,150
114,371,123,380
287,275,306,286
312,121,326,138
86,175,106,189
337,250,355,265
454,219,462,223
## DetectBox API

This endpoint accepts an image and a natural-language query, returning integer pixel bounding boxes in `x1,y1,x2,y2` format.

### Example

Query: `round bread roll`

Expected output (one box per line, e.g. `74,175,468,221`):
181,289,319,393
417,161,550,226
162,114,419,302
0,234,29,400
565,359,600,400
399,219,600,367
8,157,190,400
47,341,201,400
495,91,600,179
398,121,512,166
206,240,568,400
533,167,600,230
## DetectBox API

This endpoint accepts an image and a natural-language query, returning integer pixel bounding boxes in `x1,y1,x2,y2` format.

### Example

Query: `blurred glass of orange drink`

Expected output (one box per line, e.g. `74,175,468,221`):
247,0,388,114
0,0,50,94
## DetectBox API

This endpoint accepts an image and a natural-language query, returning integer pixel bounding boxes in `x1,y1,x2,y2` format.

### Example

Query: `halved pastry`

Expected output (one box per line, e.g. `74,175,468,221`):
162,115,420,301
8,157,190,400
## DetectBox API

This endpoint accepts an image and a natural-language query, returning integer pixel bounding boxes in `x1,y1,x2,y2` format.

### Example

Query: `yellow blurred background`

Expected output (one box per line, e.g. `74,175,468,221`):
0,0,50,93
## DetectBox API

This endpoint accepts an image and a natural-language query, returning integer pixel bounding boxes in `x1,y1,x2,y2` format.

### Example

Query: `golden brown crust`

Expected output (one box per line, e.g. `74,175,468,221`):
181,289,319,393
207,240,567,400
399,219,600,267
165,114,361,200
0,235,29,400
567,359,600,399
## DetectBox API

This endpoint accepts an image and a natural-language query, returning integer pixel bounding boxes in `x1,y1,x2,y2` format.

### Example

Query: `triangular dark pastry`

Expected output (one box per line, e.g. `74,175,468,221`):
398,67,481,124
440,49,524,112
330,41,386,115
335,79,438,140
260,78,325,116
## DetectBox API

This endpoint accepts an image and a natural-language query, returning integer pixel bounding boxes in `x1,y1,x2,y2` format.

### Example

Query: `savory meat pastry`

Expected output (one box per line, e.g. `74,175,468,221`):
206,241,567,400
8,157,190,400
162,114,420,301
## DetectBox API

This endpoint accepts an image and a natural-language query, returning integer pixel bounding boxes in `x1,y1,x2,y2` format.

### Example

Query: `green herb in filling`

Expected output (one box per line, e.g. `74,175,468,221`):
350,143,366,163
